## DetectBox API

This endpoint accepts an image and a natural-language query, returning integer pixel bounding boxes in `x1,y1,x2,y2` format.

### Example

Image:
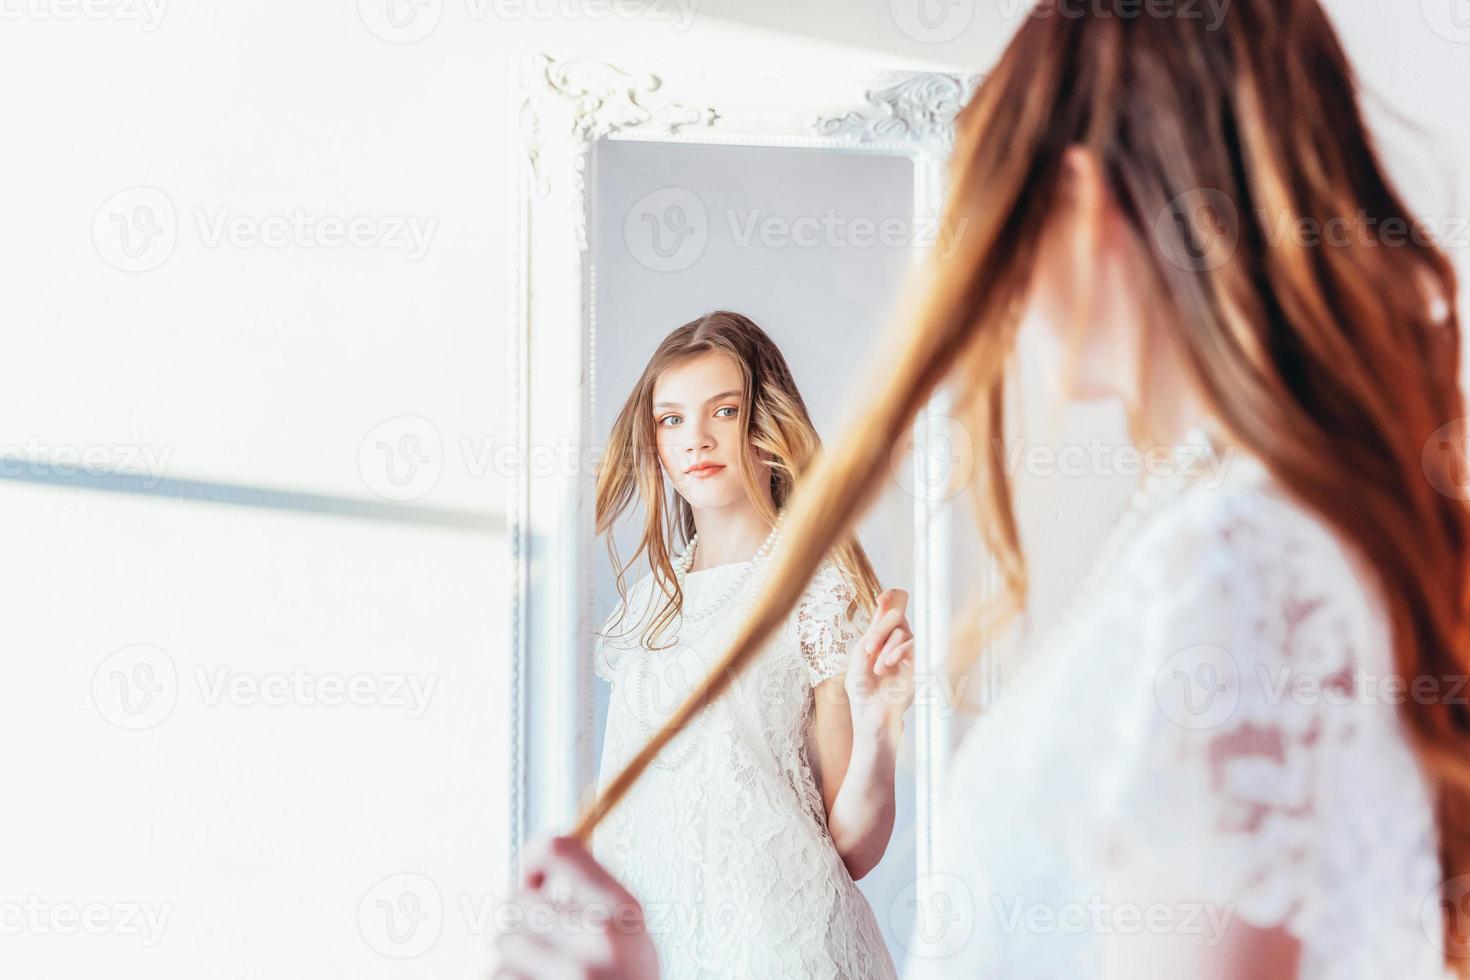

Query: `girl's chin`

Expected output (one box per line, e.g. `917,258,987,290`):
676,486,744,511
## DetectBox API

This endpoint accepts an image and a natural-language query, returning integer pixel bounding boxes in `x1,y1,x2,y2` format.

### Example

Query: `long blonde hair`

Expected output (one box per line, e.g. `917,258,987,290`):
595,309,879,648
579,5,1470,966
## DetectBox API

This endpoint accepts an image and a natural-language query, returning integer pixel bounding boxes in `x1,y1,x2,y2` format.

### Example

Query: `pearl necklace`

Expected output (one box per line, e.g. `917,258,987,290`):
628,651,712,771
671,519,783,624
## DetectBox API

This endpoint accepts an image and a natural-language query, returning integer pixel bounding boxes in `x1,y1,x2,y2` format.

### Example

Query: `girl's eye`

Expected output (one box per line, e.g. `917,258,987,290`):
714,406,738,419
658,415,683,427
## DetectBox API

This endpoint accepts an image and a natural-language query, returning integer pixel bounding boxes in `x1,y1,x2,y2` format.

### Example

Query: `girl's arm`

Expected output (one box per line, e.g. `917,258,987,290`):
811,589,915,881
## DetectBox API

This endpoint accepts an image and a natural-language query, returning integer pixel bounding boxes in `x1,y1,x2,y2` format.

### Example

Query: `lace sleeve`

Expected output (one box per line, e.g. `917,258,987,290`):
794,561,870,687
1093,490,1437,943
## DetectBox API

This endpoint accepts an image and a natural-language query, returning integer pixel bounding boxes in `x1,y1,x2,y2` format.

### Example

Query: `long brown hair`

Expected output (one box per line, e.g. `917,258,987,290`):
595,310,879,648
579,3,1470,965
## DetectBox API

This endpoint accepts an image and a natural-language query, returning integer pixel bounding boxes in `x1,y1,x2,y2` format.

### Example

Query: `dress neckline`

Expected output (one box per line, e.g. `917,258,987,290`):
682,557,755,578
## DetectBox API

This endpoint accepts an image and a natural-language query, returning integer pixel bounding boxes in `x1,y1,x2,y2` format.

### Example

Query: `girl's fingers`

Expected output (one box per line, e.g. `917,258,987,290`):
863,590,908,646
526,836,634,912
495,930,582,980
885,625,915,666
498,885,626,973
858,591,892,653
874,627,912,674
883,636,916,672
495,928,550,967
864,607,908,656
882,589,910,621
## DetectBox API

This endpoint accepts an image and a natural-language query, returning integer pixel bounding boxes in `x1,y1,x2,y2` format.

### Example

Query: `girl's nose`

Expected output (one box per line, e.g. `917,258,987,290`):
686,418,715,452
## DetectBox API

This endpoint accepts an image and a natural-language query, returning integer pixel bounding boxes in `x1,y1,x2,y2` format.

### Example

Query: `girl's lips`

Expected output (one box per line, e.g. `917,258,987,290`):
686,464,725,478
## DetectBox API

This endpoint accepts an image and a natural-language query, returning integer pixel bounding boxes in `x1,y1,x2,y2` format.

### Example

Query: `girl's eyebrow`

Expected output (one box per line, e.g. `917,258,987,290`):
652,389,742,409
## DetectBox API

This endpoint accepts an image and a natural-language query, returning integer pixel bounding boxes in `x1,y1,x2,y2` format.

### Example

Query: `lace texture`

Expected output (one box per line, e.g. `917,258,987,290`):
796,560,870,686
591,557,895,980
904,462,1451,980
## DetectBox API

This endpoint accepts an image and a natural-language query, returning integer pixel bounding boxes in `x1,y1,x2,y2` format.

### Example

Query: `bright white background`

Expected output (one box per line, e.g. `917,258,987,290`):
0,1,1464,977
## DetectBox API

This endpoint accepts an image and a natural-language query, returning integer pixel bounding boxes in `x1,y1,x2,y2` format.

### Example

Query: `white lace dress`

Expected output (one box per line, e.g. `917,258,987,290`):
592,557,898,980
904,453,1452,979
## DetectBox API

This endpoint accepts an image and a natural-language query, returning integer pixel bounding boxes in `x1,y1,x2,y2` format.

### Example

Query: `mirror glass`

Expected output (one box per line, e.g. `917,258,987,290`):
588,134,923,954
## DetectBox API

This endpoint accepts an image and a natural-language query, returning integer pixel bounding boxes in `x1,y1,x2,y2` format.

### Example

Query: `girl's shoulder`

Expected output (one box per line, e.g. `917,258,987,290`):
788,557,864,621
1154,468,1378,597
1123,461,1390,672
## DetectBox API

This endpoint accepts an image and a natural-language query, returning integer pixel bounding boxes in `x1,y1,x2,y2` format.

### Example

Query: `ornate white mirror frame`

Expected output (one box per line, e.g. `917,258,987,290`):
508,51,984,891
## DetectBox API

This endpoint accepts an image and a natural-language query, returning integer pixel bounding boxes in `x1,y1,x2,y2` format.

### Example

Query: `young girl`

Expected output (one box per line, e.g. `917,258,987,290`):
499,2,1470,977
586,311,913,979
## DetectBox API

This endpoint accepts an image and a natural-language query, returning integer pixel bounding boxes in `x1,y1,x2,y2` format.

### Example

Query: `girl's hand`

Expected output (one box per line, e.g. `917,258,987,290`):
845,588,916,741
494,835,659,980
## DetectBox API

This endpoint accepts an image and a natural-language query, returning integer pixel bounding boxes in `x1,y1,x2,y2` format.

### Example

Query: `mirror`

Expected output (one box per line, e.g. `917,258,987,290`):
508,52,982,964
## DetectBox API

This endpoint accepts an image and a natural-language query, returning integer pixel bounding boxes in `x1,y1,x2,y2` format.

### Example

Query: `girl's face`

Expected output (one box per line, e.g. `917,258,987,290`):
651,351,768,513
